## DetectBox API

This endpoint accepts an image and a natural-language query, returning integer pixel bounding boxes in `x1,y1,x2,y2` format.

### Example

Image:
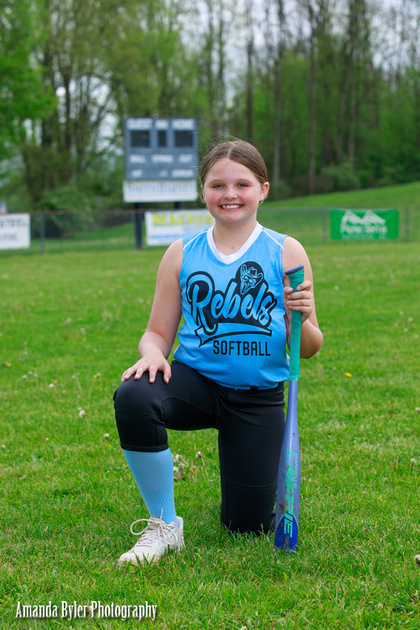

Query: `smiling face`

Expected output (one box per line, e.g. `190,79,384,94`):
201,158,269,228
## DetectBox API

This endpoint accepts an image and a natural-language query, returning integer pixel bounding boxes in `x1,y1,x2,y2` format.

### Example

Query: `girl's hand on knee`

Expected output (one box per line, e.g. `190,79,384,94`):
121,350,172,384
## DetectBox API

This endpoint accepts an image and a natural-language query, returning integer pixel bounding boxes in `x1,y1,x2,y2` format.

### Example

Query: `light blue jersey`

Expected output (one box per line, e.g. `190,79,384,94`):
174,223,289,389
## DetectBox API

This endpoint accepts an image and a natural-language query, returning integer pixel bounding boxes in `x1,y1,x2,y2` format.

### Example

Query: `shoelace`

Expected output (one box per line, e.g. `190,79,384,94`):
130,518,177,548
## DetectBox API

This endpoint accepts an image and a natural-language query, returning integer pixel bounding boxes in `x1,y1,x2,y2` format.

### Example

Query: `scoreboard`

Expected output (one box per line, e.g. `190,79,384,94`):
124,117,198,181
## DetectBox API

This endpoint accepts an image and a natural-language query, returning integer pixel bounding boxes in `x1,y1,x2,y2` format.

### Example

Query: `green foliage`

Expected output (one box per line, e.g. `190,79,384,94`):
1,0,420,211
33,186,94,237
0,0,56,158
321,161,361,192
378,70,420,185
35,186,92,214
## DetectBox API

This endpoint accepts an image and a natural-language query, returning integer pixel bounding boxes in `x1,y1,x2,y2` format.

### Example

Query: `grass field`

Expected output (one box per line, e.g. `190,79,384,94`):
1,231,419,628
265,181,420,209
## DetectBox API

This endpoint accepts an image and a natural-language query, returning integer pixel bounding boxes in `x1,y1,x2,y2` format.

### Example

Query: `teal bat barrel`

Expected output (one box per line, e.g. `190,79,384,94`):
275,264,304,551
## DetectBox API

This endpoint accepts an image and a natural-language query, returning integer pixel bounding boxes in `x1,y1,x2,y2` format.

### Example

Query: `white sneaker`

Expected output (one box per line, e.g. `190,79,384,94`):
117,516,184,565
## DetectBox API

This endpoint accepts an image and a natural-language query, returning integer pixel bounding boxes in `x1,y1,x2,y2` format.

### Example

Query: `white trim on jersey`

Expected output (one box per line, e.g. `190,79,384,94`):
207,223,263,265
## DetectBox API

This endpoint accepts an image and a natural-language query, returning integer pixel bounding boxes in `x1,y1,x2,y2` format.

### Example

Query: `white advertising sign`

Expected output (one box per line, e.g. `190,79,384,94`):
145,210,214,246
0,214,30,250
123,179,198,202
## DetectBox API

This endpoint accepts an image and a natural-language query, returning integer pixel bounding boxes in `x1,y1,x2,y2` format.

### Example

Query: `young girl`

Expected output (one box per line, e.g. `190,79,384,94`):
114,140,323,565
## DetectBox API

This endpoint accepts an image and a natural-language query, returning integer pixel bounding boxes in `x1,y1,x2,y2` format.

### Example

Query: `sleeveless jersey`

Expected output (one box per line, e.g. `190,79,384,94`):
174,223,290,389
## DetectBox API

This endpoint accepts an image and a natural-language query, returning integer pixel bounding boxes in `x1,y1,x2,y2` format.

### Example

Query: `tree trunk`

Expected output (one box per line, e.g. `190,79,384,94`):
308,26,316,195
246,33,254,144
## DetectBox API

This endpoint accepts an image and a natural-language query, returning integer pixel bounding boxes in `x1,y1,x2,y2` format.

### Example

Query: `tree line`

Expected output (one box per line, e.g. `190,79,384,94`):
1,0,419,213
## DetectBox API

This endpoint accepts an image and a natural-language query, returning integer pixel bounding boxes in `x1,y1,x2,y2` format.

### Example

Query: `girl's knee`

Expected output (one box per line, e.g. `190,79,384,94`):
114,372,171,412
113,374,168,451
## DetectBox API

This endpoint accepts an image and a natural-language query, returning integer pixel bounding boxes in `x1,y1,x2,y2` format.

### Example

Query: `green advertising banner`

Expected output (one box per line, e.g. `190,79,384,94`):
331,209,399,240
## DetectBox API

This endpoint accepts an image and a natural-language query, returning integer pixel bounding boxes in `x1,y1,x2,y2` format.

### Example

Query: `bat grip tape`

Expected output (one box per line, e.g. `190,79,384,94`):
285,266,304,381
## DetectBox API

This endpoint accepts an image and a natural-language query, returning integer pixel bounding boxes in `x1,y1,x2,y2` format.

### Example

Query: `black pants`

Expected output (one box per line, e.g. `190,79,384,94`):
114,362,285,534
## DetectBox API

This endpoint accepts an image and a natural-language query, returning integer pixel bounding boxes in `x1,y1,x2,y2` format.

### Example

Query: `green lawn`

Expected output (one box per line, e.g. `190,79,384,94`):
265,180,420,209
0,238,419,628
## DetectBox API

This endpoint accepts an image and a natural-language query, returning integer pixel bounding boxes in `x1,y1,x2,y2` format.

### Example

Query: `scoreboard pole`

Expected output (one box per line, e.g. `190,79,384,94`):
133,202,144,250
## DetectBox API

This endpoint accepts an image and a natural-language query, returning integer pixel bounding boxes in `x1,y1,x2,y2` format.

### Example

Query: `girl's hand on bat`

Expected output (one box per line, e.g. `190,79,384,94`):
283,280,314,324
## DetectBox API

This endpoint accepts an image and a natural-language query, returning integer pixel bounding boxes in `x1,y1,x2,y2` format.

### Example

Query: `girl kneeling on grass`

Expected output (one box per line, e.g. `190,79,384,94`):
113,140,323,565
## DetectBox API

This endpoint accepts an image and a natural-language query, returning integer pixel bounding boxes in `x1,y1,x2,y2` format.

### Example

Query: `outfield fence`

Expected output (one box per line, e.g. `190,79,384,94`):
1,205,419,255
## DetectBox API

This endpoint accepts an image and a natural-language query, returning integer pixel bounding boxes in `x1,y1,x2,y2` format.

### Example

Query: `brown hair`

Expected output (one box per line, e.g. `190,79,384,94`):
200,140,269,188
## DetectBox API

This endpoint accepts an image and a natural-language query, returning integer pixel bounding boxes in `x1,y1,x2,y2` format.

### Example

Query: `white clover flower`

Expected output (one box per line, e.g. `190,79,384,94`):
48,383,55,389
78,409,86,418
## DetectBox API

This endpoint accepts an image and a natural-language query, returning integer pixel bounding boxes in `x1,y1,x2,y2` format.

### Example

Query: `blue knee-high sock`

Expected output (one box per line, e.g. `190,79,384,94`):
123,449,177,525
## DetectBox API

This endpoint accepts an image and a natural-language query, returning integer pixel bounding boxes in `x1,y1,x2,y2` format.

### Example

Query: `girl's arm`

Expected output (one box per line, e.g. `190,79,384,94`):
282,236,323,359
121,239,183,383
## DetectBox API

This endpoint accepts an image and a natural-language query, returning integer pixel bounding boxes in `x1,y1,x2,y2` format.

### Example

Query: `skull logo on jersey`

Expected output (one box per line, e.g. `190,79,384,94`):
240,263,263,295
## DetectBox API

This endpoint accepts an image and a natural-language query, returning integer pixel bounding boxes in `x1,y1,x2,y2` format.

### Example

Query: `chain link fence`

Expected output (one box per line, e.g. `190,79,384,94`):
1,206,418,256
